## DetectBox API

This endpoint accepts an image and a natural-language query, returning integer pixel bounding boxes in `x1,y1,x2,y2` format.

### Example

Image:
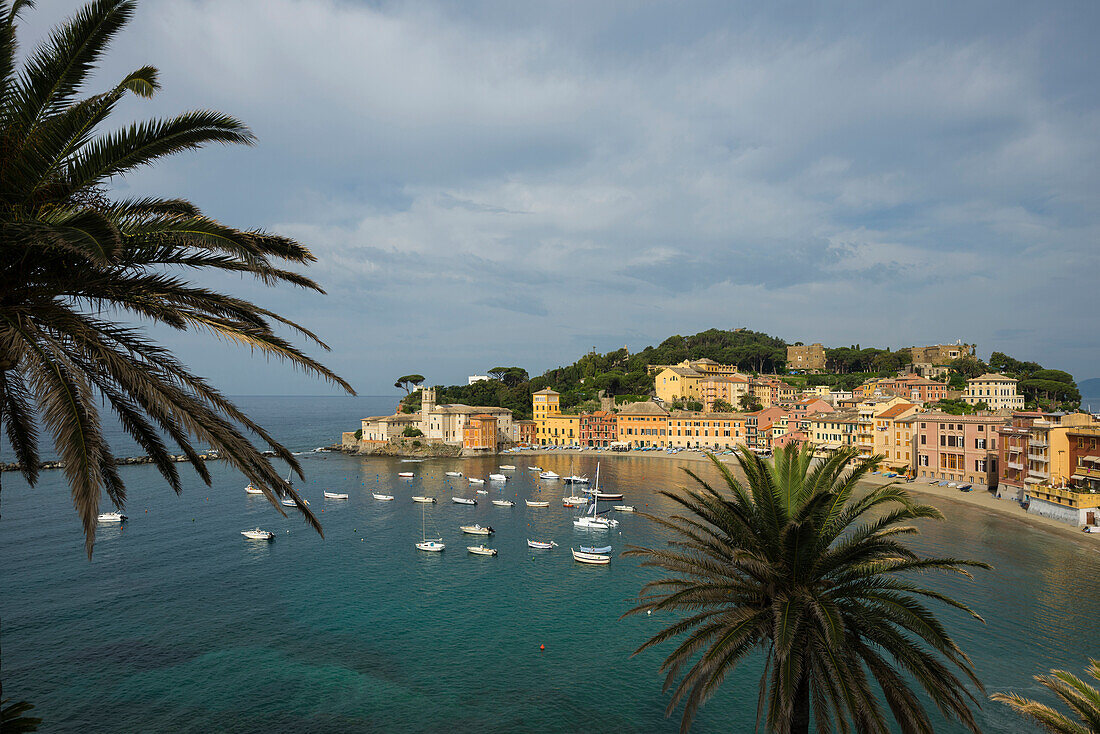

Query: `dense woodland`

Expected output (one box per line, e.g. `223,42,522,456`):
396,329,1083,418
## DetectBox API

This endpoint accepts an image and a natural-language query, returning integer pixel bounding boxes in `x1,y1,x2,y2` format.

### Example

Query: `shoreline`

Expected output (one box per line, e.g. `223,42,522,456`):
504,447,1100,550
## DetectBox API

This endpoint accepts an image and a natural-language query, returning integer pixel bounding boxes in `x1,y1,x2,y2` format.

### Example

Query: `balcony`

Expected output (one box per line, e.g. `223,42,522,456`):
1032,486,1100,508
1028,470,1048,479
1007,462,1024,471
1074,467,1100,480
1029,439,1049,448
1028,453,1047,462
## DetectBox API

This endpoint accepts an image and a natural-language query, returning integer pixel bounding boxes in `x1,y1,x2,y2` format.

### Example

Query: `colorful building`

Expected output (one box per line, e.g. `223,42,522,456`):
616,401,669,447
1024,426,1100,525
579,411,617,448
700,375,751,412
654,366,705,404
871,403,921,470
462,414,499,451
913,412,1006,488
962,374,1025,410
667,412,746,450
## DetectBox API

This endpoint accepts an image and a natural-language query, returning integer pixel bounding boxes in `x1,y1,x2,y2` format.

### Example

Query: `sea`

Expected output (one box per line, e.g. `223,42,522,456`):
2,395,1099,732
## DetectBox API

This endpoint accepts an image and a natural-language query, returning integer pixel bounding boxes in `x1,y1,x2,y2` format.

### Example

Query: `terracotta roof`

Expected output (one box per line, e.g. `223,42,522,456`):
431,404,511,415
663,366,703,377
970,373,1016,382
877,403,918,419
532,388,560,395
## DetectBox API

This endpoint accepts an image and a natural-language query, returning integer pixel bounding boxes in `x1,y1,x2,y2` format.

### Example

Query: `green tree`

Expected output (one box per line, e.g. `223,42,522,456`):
950,356,987,379
739,393,763,412
402,426,423,437
711,398,734,413
684,400,703,412
993,659,1100,733
0,0,351,558
624,445,988,733
394,374,425,394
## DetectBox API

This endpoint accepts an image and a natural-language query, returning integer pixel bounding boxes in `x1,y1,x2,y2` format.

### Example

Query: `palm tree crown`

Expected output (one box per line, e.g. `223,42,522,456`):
624,444,989,733
0,0,352,556
993,659,1100,733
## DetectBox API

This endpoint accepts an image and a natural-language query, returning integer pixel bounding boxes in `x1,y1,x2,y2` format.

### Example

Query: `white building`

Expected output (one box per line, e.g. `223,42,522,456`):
468,375,490,385
962,373,1025,410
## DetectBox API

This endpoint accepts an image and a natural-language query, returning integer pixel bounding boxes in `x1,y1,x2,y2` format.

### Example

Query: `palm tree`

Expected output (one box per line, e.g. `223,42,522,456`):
0,0,352,558
623,444,989,733
992,659,1100,732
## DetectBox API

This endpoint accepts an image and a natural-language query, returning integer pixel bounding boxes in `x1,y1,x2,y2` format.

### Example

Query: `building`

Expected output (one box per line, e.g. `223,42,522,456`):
579,411,617,448
540,414,581,446
513,419,537,445
421,388,514,446
654,366,705,404
359,413,422,444
809,411,859,453
468,375,490,385
667,412,746,450
700,375,751,412
854,397,909,459
962,374,1025,410
786,343,826,372
750,377,797,408
909,343,975,365
533,388,560,420
996,411,1046,501
1024,426,1100,525
616,401,669,447
876,373,950,403
871,403,921,470
913,412,1007,488
647,358,741,378
462,414,498,451
787,398,834,423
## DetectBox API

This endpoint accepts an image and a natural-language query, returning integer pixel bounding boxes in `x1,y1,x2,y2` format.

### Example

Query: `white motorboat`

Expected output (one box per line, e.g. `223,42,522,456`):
613,505,636,512
564,475,589,484
572,548,610,565
488,474,507,481
445,471,463,477
97,511,127,523
469,478,485,485
372,493,395,501
398,472,414,478
527,539,557,549
476,489,488,495
452,497,477,505
280,498,310,508
467,545,498,556
491,499,515,507
241,528,274,541
525,499,550,507
412,496,437,503
499,465,516,470
323,492,349,500
539,471,560,480
416,501,444,552
244,483,263,495
460,524,494,535
562,494,589,506
528,466,542,471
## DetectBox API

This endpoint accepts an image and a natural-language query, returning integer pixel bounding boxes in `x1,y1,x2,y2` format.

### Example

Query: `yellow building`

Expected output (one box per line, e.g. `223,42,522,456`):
542,414,581,446
616,401,670,447
871,403,921,469
533,388,561,445
667,411,746,449
810,411,859,454
654,366,705,404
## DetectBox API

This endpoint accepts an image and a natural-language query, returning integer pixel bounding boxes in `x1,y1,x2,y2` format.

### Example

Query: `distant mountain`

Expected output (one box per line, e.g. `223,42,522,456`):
1080,378,1100,402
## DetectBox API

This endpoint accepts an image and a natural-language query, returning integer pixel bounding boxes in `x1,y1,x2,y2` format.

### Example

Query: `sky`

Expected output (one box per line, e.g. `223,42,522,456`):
25,0,1100,394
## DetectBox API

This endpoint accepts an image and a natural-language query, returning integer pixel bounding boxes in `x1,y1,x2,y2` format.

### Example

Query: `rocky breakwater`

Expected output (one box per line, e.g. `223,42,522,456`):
1,450,233,473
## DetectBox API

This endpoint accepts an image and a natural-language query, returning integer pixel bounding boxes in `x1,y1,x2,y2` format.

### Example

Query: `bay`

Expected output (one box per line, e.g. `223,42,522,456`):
2,395,1098,732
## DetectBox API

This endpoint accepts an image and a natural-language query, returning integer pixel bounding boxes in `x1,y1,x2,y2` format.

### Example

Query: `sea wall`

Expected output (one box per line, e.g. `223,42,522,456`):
1027,496,1084,525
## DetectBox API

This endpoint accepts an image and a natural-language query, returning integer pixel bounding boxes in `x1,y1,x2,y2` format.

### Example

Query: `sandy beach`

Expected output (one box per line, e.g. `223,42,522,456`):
510,447,1100,549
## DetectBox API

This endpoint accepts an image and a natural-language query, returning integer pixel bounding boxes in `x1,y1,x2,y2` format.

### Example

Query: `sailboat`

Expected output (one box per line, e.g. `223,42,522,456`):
574,463,619,530
415,503,444,552
563,458,588,485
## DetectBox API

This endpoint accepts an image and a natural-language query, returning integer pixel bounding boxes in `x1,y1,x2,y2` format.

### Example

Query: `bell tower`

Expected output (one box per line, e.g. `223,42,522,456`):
420,386,436,433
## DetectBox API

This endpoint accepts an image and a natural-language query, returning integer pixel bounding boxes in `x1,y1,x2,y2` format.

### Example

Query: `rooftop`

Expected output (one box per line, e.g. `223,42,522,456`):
617,401,670,416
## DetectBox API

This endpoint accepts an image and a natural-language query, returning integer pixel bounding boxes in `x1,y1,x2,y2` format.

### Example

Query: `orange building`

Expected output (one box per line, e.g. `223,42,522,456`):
514,419,537,445
462,414,498,451
616,401,669,447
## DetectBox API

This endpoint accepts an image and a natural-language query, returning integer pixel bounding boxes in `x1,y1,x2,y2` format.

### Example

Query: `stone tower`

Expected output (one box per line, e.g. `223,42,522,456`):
420,386,436,433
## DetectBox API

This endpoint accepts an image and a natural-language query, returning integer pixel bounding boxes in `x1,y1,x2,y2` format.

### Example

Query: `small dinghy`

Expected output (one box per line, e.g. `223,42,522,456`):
241,528,274,541
467,545,498,556
244,483,263,495
572,548,610,565
460,524,494,535
525,499,550,507
528,466,542,471
97,511,127,523
499,465,516,470
527,539,558,549
469,478,485,485
398,472,414,478
324,492,349,500
452,497,477,505
488,474,507,481
491,499,515,507
412,496,437,503
445,471,463,477
372,493,395,501
592,491,623,501
613,505,636,512
476,489,488,495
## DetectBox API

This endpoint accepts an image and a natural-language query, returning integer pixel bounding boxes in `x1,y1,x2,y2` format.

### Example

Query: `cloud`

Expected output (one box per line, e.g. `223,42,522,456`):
26,0,1099,390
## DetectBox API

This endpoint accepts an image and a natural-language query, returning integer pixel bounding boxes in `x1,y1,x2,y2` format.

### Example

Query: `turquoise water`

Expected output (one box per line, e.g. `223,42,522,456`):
3,396,1100,732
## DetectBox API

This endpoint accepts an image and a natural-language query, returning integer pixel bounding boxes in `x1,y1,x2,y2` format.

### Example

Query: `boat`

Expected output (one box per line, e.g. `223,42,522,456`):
580,545,612,553
323,492,349,500
280,497,310,507
244,483,263,495
445,471,463,477
415,503,444,552
525,499,550,507
97,511,127,523
613,505,636,512
476,489,489,495
958,484,973,492
572,548,610,565
489,474,507,481
539,471,560,480
574,463,620,530
412,496,437,503
467,545,498,556
527,539,558,549
469,478,485,485
528,466,542,471
499,465,516,470
372,493,395,501
563,458,588,484
452,497,477,505
398,472,414,478
241,528,274,541
460,524,494,535
491,499,515,507
592,490,624,501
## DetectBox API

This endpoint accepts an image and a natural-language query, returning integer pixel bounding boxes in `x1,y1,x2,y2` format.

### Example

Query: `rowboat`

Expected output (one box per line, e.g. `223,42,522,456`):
528,466,542,471
469,478,485,485
591,491,623,501
445,471,463,477
372,493,394,501
525,499,550,507
412,496,436,503
467,545,498,556
499,465,516,470
398,472,414,478
324,492,349,500
613,505,636,512
241,528,274,541
580,545,612,553
489,474,507,481
491,499,515,507
527,539,557,549
572,548,610,565
476,489,488,495
452,497,477,505
460,524,494,535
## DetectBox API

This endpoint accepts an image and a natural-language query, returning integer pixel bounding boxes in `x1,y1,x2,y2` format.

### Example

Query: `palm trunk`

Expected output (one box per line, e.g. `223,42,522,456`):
791,676,810,734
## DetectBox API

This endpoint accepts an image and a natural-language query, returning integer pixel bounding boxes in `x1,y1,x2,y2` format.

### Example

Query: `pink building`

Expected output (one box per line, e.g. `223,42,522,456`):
914,412,1007,488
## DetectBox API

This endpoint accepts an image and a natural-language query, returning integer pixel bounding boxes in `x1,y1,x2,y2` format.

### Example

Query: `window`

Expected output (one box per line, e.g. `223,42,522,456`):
975,438,986,450
921,435,927,445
